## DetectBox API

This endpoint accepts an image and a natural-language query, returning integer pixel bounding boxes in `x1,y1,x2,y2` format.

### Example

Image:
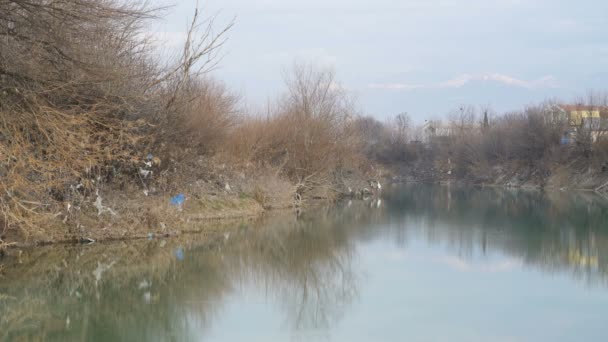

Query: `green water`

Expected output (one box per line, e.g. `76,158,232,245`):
1,185,608,341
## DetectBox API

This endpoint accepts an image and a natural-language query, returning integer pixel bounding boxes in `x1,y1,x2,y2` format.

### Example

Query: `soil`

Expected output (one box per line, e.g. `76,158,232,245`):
0,157,384,249
392,158,608,195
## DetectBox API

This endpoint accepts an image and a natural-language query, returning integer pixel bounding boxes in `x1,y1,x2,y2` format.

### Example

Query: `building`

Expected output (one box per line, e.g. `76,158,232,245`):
555,104,608,144
419,120,478,147
558,105,604,126
420,120,453,144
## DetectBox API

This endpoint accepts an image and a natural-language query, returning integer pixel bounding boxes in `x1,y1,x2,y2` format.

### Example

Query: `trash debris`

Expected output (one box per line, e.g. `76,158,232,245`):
94,195,117,216
79,237,96,245
143,190,149,196
147,232,154,240
369,180,382,191
139,168,152,178
160,222,167,230
143,291,151,303
170,194,186,209
225,183,231,192
145,153,161,166
174,247,185,261
159,240,167,248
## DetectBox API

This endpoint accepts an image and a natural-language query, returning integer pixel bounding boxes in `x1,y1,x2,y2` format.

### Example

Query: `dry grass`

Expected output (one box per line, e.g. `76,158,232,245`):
0,1,233,238
0,3,370,241
0,91,146,236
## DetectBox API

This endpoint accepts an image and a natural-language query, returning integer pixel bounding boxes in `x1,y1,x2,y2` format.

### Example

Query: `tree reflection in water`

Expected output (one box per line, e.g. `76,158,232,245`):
380,185,608,287
223,211,359,335
0,210,361,341
1,185,608,341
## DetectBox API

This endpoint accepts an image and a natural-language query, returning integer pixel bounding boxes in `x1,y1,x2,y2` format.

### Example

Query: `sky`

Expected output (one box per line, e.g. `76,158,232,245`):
154,0,608,123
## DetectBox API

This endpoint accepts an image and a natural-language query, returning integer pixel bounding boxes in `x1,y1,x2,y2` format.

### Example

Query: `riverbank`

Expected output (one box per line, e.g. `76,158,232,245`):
0,157,382,249
1,184,607,342
392,157,608,194
0,192,264,249
1,2,379,251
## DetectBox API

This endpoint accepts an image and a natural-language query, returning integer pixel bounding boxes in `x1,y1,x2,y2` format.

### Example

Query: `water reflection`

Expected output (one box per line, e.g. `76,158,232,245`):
0,213,360,341
224,214,358,333
379,185,608,287
1,185,608,341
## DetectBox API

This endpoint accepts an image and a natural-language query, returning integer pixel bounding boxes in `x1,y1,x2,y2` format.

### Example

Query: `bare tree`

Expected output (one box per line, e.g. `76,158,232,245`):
571,92,608,157
0,0,234,230
393,112,411,143
448,105,477,138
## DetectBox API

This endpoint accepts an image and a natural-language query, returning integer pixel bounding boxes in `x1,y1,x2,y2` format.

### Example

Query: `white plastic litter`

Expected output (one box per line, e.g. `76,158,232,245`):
139,168,152,178
94,195,117,216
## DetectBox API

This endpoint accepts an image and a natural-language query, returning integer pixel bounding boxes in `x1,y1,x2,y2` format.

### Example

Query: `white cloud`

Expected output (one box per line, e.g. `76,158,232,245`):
368,73,558,91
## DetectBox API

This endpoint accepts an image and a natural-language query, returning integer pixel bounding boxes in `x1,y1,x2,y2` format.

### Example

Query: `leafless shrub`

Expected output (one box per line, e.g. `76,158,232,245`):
572,92,608,158
447,106,563,177
161,78,240,158
224,64,363,195
0,1,232,234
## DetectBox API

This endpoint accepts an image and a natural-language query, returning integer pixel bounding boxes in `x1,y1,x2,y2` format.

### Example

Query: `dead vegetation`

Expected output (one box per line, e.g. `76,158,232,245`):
223,64,366,201
0,2,373,243
356,94,608,189
0,0,236,241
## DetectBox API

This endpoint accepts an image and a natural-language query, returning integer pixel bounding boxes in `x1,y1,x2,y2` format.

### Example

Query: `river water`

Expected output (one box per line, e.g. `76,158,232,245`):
1,185,608,341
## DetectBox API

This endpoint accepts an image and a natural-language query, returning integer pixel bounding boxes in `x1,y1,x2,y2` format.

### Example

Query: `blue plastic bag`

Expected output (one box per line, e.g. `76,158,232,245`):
170,193,185,207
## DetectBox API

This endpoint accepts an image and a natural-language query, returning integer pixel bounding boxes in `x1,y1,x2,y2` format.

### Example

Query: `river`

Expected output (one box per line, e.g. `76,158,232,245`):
1,185,608,341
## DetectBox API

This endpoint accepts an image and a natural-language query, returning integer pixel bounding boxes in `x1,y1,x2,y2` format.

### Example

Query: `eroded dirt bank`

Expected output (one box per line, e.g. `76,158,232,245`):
393,158,608,196
0,161,384,249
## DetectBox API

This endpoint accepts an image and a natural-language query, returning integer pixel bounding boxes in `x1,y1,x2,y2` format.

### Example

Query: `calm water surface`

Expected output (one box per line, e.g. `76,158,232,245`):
1,185,608,341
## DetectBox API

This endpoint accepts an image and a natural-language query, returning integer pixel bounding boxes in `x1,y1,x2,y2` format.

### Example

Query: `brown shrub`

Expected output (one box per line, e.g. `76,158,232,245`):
0,0,158,232
0,1,232,234
223,65,363,190
160,78,240,158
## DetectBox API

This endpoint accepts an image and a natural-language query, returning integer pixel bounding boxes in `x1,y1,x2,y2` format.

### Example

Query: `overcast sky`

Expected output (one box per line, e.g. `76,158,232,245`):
155,0,608,122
